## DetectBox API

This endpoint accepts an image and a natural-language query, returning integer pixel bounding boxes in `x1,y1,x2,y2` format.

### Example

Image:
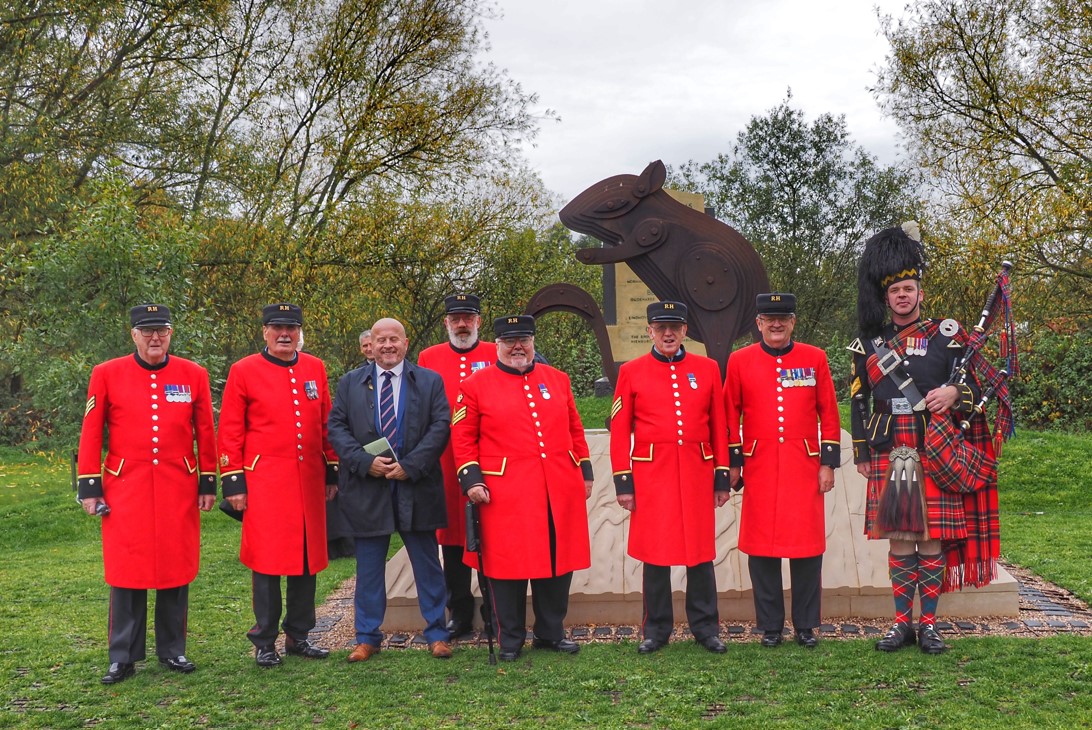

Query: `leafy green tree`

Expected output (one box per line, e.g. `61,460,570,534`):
3,175,204,445
874,0,1092,327
672,93,921,348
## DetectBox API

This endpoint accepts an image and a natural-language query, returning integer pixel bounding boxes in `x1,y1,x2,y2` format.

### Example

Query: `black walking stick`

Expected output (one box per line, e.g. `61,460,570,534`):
465,500,496,665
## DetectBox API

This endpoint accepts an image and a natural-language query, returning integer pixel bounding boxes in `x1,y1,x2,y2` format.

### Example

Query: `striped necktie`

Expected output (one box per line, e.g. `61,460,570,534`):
379,370,397,440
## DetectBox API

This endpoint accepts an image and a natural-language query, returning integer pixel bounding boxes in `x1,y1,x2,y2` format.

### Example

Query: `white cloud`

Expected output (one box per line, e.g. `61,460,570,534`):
482,0,909,203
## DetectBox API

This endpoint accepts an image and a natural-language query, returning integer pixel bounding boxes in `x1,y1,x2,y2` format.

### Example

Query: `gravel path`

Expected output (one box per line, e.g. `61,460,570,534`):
302,559,1092,653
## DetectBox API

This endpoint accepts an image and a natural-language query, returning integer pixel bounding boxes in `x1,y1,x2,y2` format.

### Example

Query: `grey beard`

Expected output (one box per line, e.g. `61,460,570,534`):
448,331,478,349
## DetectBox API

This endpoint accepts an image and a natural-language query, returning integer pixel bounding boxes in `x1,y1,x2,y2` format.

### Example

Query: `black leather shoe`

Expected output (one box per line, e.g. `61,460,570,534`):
284,638,329,659
498,648,522,662
760,631,783,648
101,662,135,685
917,624,949,654
255,645,282,668
637,638,666,654
875,624,916,652
158,655,196,673
446,619,474,639
795,629,818,648
696,635,727,654
531,636,580,654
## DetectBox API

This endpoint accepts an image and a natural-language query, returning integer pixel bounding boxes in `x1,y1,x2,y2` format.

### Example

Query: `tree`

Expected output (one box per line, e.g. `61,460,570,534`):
672,94,921,348
874,0,1092,326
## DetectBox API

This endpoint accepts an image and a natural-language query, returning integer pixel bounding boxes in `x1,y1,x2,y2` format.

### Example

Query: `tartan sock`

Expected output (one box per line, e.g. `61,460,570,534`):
888,552,918,626
917,553,945,627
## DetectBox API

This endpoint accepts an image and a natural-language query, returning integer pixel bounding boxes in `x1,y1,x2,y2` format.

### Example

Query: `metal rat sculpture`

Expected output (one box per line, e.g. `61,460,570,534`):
558,159,769,379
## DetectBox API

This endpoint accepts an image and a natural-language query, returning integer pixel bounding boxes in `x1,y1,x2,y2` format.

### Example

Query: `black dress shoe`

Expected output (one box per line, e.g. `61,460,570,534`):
101,662,135,685
696,635,727,654
498,648,522,662
637,638,666,654
158,655,196,673
284,638,329,659
795,629,818,648
917,624,949,654
875,623,916,652
531,636,580,654
446,619,474,639
760,631,783,648
255,645,282,668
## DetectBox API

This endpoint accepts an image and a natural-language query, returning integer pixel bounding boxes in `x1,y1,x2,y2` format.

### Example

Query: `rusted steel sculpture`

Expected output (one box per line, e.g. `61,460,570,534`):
525,283,618,386
559,159,769,378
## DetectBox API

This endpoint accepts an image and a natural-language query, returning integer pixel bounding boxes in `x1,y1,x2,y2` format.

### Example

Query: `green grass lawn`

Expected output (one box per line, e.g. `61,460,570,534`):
1,425,1090,729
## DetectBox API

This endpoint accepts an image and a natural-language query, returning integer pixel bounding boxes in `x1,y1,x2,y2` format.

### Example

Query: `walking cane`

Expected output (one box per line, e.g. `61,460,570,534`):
465,500,496,665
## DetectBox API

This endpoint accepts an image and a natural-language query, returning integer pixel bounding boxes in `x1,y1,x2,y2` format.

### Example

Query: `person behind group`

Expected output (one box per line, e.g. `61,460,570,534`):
76,304,217,684
724,293,841,649
451,315,593,661
329,317,454,662
218,303,339,667
609,301,731,654
416,294,498,638
359,329,373,366
850,225,997,655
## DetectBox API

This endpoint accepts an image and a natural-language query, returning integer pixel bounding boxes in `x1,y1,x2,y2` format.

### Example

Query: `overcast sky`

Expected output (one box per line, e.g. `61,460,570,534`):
480,0,911,204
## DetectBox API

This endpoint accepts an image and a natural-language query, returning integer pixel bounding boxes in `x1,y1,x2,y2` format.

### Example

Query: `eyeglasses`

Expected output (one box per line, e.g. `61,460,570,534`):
498,336,533,347
757,315,794,323
650,323,685,333
136,326,171,338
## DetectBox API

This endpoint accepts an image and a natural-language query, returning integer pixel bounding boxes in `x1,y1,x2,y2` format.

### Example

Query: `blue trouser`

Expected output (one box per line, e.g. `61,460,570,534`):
353,530,447,646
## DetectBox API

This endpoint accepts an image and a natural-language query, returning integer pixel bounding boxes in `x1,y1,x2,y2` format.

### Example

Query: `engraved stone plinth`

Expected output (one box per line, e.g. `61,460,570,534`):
381,430,1018,630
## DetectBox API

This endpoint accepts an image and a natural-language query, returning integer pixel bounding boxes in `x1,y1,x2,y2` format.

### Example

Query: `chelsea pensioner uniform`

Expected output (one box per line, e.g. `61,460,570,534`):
451,361,593,579
218,350,339,576
416,339,497,549
849,318,978,543
724,341,841,558
77,353,217,589
610,347,730,566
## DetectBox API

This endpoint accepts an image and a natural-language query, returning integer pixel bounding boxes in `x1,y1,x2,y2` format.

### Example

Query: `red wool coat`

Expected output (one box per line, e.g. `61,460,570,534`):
417,339,497,547
77,354,217,589
724,342,841,558
609,349,730,566
451,362,592,580
218,351,338,576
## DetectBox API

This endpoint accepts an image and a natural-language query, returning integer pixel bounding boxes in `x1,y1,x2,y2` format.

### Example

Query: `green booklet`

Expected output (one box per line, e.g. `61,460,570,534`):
364,436,397,461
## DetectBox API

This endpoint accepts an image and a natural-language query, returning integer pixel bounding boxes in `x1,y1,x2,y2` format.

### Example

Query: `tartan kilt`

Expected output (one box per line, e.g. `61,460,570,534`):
865,413,968,542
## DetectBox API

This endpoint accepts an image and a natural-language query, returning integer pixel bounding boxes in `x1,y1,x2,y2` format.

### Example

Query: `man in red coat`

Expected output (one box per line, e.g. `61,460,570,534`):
610,301,731,654
416,293,497,637
724,293,840,649
77,304,217,684
451,315,593,661
218,303,339,668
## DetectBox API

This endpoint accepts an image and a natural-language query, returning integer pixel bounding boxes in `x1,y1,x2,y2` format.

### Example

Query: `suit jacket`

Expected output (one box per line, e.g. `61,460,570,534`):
328,359,450,537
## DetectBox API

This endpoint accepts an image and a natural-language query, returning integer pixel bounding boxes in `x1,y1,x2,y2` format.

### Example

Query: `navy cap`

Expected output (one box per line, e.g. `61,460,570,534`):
262,303,303,326
130,304,171,328
444,293,481,314
756,292,796,315
647,300,687,323
494,314,535,338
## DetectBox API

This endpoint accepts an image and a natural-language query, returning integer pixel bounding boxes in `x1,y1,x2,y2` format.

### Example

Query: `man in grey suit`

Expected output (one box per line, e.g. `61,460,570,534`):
328,317,452,661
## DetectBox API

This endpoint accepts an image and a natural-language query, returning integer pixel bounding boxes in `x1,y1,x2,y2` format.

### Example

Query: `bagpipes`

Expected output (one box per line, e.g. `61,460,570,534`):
923,260,1019,495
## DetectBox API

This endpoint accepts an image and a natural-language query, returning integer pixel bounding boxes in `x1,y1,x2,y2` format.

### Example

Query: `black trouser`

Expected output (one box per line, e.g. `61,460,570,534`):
107,585,188,663
748,554,823,632
442,545,492,629
442,544,476,626
641,561,720,643
487,572,572,653
247,571,317,648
